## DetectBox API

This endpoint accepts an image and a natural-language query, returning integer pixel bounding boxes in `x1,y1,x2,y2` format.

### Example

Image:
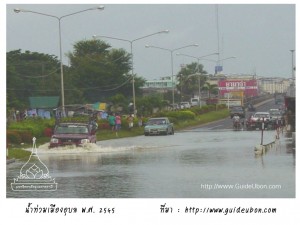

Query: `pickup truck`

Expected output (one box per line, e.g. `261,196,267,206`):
246,112,271,130
49,122,98,148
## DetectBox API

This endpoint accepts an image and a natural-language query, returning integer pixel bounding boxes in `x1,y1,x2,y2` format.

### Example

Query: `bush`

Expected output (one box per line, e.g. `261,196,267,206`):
153,110,196,121
7,130,33,144
7,130,22,144
7,118,56,138
97,119,110,129
19,130,33,143
44,128,53,137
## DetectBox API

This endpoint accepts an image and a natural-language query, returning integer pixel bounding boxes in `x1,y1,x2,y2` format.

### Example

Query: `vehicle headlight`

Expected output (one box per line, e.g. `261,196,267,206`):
81,139,90,144
50,138,59,143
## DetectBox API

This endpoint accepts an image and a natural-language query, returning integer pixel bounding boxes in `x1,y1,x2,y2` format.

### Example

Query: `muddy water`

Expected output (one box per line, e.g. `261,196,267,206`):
6,129,295,198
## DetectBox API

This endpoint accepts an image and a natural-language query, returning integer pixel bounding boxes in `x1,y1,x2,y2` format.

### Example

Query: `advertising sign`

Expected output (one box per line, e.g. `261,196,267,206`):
218,79,258,97
215,65,223,73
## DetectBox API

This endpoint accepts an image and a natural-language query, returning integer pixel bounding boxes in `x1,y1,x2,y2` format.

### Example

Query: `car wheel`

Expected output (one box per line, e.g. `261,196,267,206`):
171,128,174,135
144,133,149,136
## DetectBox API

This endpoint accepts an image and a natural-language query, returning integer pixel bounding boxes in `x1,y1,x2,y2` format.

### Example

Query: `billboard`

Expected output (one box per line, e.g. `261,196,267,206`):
215,65,223,73
218,79,258,97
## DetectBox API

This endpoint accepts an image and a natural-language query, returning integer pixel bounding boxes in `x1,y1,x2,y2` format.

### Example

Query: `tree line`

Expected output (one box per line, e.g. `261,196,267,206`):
7,39,218,115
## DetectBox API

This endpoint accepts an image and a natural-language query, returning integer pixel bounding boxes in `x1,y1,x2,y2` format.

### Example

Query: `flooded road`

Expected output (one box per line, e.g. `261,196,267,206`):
6,128,295,198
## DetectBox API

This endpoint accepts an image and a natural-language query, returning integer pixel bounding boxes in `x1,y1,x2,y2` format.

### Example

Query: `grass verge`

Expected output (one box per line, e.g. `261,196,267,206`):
174,109,229,130
7,148,31,161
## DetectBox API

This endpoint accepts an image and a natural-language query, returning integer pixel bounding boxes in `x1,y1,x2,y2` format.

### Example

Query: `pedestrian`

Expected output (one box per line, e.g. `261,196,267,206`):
138,116,143,127
127,114,134,131
108,113,116,131
275,118,281,139
115,113,122,137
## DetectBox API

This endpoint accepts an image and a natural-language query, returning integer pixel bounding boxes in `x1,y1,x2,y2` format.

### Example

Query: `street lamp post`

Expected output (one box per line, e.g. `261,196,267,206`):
14,6,105,116
93,30,169,116
145,44,198,107
290,50,295,81
176,52,219,107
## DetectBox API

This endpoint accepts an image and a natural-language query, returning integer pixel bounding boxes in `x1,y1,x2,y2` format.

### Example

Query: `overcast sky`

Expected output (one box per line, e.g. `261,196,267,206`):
5,3,296,81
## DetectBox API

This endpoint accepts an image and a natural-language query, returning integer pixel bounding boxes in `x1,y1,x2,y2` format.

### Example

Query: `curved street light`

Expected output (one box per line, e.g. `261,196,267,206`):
176,52,219,107
197,56,236,63
93,30,169,116
196,56,236,75
14,6,105,116
145,44,199,106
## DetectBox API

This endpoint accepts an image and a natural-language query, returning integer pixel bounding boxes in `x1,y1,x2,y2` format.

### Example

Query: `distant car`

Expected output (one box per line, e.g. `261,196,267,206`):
269,109,282,119
247,103,256,112
246,112,271,130
49,122,97,148
144,117,174,136
190,98,199,107
169,103,180,111
230,106,245,118
275,95,284,105
180,102,191,109
269,109,283,128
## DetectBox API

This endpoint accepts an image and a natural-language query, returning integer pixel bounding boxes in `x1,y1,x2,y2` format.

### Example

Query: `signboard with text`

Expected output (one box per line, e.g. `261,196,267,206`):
218,79,258,97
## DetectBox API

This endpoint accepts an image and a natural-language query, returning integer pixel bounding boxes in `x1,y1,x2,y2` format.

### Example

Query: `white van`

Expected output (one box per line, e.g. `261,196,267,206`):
190,98,199,107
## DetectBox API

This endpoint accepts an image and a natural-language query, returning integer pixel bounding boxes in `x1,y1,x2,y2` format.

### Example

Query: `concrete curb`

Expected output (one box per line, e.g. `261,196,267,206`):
254,141,276,155
6,158,16,164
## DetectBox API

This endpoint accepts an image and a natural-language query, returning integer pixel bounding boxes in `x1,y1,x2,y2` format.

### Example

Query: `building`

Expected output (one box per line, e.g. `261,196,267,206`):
28,96,60,118
257,77,291,94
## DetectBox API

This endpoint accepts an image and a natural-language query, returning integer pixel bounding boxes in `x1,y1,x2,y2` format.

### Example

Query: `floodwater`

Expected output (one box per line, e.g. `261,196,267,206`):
6,129,295,198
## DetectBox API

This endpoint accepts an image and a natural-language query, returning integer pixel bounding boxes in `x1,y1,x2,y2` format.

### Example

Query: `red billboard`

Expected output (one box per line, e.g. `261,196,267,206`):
218,79,258,97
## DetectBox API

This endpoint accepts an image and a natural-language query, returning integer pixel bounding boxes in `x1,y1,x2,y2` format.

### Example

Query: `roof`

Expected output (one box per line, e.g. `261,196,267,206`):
29,96,60,109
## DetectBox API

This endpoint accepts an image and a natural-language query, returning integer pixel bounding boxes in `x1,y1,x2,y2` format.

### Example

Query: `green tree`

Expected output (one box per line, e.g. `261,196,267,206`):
67,39,145,103
202,82,219,99
176,62,207,101
6,50,61,109
135,94,165,116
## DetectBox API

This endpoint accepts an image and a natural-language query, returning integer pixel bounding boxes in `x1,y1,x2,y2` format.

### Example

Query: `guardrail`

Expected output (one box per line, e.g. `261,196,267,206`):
244,94,273,107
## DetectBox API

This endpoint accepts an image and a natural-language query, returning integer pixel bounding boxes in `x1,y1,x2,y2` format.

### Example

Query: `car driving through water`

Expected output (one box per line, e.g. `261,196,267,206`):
49,121,98,148
246,111,271,130
144,117,174,136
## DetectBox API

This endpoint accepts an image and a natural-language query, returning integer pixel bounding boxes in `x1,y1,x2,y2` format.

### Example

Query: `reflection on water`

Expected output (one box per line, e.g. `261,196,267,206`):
7,130,295,198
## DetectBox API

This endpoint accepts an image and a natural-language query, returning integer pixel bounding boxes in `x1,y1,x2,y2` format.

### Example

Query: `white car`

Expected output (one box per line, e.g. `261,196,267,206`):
246,112,271,130
169,103,180,110
180,102,191,109
252,112,271,122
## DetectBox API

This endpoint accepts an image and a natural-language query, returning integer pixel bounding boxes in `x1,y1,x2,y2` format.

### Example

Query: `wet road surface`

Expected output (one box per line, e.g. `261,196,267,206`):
7,127,295,198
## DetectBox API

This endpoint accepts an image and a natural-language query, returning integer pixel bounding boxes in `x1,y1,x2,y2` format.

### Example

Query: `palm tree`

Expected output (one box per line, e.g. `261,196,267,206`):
202,82,219,99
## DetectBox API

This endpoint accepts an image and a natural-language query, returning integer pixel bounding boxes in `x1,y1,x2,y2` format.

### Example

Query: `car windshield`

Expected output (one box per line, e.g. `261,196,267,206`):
148,119,166,125
255,113,269,118
55,125,89,134
270,111,281,116
232,108,243,112
231,106,243,110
